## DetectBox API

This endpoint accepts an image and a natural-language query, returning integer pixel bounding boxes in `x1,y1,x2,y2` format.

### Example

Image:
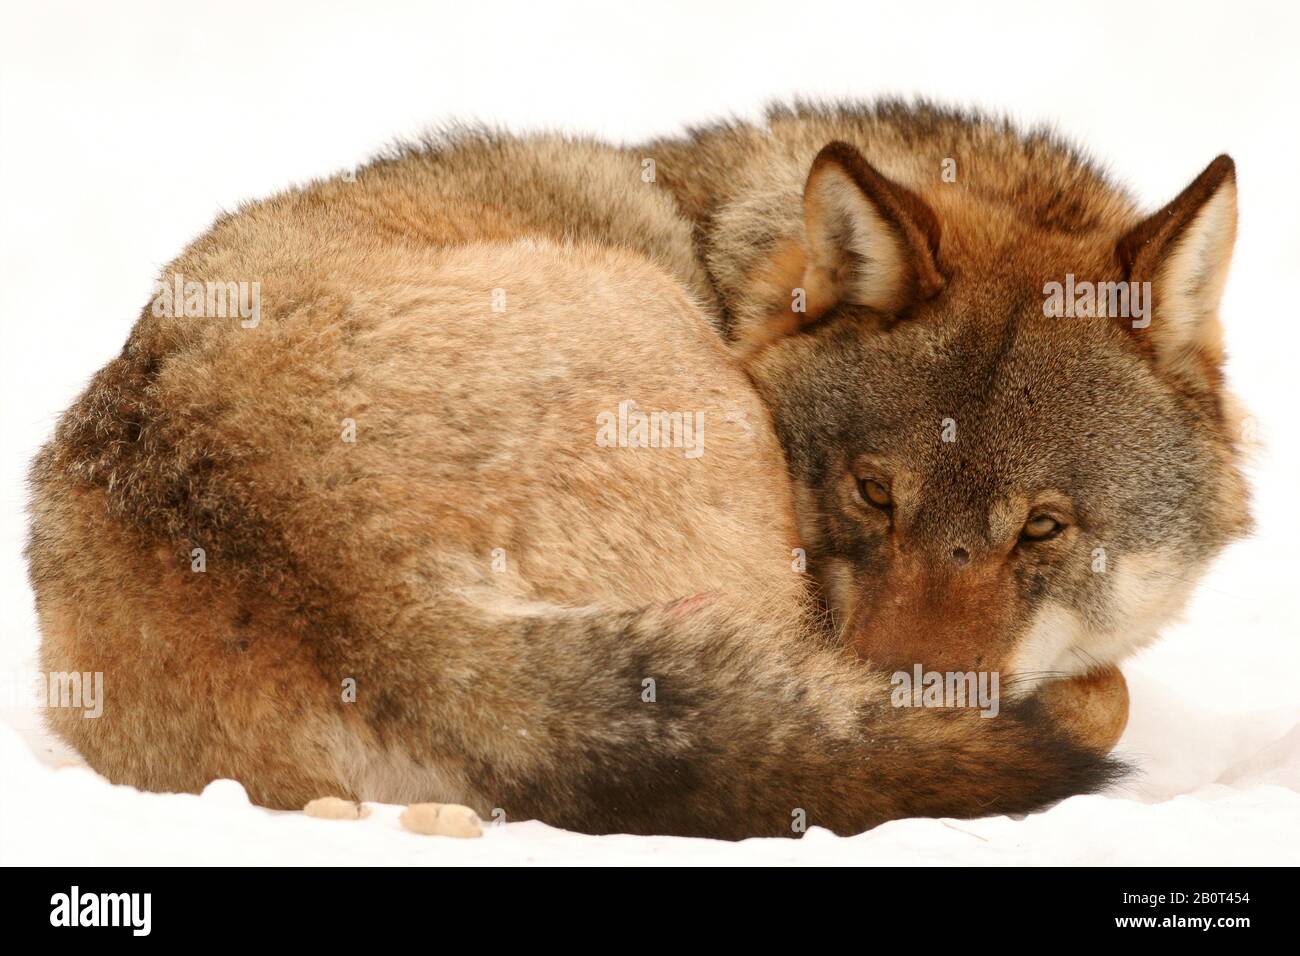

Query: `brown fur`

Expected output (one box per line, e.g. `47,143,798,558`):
1039,665,1130,754
27,124,1122,838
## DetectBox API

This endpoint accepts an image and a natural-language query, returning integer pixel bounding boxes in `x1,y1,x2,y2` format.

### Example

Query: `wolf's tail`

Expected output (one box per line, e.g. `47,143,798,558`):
28,340,1121,840
451,597,1125,839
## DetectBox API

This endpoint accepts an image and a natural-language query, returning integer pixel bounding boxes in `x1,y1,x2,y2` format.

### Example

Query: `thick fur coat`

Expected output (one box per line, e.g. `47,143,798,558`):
28,104,1245,837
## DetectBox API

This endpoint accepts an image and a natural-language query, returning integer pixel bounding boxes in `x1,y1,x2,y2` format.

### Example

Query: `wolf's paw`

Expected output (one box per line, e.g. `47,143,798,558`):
304,796,371,820
399,802,484,838
1038,665,1129,753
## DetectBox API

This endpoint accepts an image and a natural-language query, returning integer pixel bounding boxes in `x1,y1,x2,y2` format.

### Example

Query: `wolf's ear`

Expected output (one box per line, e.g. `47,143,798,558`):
801,141,945,314
1116,155,1237,380
735,142,945,359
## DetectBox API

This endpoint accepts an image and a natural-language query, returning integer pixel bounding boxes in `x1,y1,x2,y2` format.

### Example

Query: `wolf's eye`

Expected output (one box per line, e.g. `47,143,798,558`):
858,478,892,510
1021,515,1063,541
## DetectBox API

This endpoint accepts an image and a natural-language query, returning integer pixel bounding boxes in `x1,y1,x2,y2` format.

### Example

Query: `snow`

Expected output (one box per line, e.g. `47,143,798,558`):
2,0,1298,865
2,698,1297,865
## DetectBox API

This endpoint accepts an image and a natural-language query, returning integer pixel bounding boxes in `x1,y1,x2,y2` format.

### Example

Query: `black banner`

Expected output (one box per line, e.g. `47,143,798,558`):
11,867,1284,939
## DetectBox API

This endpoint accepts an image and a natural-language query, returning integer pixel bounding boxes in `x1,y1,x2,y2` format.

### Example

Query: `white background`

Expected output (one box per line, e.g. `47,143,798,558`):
1,0,1297,864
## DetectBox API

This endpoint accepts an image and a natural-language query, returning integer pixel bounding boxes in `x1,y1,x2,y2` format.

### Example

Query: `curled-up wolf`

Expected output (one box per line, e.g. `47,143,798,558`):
29,104,1245,838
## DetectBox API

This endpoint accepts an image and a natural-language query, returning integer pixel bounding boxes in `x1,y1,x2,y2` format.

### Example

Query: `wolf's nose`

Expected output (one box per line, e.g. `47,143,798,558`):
951,547,970,566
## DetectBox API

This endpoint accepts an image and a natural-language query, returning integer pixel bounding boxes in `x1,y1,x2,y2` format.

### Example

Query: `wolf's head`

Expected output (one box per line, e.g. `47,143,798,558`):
732,139,1250,688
